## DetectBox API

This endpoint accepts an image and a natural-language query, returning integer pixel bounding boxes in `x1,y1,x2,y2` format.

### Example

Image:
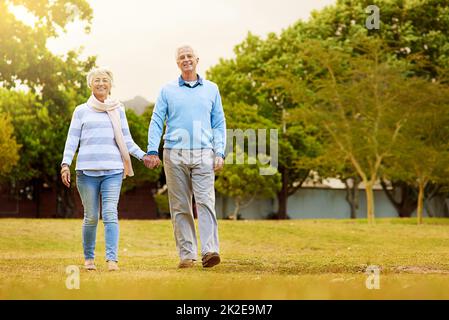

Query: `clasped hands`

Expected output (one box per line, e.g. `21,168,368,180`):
62,154,223,188
142,155,161,169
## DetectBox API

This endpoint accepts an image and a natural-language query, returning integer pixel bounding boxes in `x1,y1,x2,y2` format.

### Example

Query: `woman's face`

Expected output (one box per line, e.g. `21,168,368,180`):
91,75,111,101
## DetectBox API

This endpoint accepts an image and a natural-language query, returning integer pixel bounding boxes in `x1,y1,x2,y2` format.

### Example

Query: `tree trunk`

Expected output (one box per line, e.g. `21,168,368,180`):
222,195,228,220
231,198,240,220
417,180,425,225
365,182,375,224
276,166,289,219
380,180,417,218
344,177,360,219
423,184,442,218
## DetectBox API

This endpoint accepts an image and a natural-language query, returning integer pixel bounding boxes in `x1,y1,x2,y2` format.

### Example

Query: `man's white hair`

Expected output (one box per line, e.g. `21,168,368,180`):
175,45,199,60
86,67,114,89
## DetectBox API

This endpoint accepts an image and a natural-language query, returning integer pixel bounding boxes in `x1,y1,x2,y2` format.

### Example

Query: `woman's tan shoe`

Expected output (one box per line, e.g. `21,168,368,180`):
107,260,120,271
84,259,97,271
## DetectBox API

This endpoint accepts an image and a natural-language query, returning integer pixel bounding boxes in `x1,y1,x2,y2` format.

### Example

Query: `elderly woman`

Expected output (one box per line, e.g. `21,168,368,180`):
61,67,149,271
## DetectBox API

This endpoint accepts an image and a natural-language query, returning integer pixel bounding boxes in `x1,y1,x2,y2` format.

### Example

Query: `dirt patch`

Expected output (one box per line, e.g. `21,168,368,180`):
393,266,449,274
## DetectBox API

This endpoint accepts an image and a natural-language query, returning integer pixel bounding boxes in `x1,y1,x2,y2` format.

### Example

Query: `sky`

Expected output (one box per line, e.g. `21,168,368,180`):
46,0,336,102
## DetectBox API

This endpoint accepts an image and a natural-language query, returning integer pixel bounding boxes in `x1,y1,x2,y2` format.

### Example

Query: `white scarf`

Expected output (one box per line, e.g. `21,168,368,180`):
87,94,134,179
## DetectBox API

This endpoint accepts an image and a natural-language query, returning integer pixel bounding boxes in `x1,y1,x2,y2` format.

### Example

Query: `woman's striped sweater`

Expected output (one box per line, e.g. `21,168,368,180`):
61,103,146,171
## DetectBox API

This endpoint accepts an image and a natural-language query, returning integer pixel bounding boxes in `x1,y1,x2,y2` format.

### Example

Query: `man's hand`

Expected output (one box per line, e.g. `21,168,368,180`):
143,154,161,169
214,156,224,172
61,165,71,188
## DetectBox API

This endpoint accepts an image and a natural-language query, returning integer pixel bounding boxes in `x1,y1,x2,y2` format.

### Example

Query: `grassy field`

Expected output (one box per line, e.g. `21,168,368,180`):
1,218,449,299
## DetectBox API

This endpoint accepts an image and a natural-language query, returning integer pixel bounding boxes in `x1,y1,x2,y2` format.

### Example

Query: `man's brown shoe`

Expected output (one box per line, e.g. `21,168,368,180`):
202,252,220,268
178,259,195,268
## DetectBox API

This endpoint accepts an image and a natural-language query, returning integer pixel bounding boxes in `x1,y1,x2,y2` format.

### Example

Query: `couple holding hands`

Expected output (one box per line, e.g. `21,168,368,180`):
60,45,226,271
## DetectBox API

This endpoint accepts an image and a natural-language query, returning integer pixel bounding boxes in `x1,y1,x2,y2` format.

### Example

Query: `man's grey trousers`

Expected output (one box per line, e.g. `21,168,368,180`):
163,149,219,260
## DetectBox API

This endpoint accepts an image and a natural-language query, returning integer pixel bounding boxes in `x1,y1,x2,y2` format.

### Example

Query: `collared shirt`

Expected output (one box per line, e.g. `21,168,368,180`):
147,75,226,158
178,75,203,88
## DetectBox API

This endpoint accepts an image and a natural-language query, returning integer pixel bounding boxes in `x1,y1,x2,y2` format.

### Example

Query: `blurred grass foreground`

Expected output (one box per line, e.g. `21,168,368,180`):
1,218,449,299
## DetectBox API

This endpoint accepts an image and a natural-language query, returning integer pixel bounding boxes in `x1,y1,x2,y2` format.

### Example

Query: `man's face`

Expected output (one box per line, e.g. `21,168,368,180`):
177,47,198,73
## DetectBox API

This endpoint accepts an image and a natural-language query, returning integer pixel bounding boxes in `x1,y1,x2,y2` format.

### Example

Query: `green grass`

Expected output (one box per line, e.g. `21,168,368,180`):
1,218,449,299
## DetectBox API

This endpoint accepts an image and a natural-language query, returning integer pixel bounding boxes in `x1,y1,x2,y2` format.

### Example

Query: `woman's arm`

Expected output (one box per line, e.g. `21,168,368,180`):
120,107,146,160
61,108,82,167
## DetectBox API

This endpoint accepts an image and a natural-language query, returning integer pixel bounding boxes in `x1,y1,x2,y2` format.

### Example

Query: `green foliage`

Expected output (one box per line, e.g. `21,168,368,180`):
121,108,161,193
0,0,95,184
0,0,93,91
305,0,449,80
207,30,322,218
287,36,449,222
0,112,20,175
154,193,170,218
215,149,281,218
0,0,95,217
216,157,281,200
0,89,47,181
382,80,449,222
207,0,449,222
208,0,449,196
385,81,449,186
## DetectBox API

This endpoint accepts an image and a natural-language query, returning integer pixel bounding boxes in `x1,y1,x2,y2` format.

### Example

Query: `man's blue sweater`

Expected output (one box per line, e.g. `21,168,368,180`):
147,75,226,157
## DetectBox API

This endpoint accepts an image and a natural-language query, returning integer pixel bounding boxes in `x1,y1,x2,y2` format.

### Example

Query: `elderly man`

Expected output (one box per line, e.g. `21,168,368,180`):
145,45,226,268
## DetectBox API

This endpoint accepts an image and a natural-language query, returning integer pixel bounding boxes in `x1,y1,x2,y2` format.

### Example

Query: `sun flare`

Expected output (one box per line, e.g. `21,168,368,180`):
7,3,38,28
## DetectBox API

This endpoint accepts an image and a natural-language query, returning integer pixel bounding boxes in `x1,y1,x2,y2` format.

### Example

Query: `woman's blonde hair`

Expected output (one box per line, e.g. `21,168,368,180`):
86,67,114,91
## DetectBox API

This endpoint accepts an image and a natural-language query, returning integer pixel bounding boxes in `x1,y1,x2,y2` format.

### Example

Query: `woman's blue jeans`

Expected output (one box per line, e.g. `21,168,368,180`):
76,172,122,262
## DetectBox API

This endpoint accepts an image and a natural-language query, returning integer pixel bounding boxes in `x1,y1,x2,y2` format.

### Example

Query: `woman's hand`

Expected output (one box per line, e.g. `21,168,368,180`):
61,165,71,188
143,155,161,169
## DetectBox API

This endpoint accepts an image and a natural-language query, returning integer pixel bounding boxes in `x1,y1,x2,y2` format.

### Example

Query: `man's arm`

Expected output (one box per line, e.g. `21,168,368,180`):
147,88,168,154
211,86,226,158
145,88,168,169
211,86,226,172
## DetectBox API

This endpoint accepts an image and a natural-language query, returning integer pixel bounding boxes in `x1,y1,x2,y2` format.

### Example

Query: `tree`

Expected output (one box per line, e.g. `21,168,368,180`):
213,102,282,219
307,0,449,220
289,37,434,224
0,113,20,175
298,136,362,219
208,0,449,221
379,179,417,217
305,0,449,81
289,0,449,217
0,0,95,217
215,148,281,219
384,82,449,224
207,32,321,219
121,108,161,193
0,89,44,181
0,0,93,93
